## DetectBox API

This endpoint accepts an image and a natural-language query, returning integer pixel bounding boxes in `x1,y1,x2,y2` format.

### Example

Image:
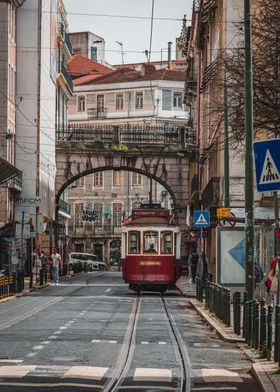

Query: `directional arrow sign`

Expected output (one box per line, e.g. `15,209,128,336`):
194,210,210,227
253,139,280,192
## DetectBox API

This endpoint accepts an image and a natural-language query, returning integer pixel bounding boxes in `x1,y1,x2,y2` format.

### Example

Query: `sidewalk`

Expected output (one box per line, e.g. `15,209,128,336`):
176,277,280,392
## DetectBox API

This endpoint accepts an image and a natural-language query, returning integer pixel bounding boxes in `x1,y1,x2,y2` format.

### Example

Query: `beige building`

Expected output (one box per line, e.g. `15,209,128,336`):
0,0,23,229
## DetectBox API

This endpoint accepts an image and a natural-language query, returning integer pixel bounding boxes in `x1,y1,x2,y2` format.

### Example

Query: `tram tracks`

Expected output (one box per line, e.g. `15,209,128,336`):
104,292,191,392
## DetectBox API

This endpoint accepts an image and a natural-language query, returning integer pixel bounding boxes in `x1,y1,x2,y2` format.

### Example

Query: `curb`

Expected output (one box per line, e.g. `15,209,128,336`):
189,299,244,343
252,362,278,392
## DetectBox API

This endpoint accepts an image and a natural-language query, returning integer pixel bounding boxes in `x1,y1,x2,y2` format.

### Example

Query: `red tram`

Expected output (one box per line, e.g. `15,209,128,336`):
121,204,181,293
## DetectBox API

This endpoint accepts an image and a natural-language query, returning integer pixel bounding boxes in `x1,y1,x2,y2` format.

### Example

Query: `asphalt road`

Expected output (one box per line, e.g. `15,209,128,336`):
0,272,261,391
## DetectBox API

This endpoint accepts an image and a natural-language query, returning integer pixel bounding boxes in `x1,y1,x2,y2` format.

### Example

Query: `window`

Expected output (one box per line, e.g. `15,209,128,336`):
128,231,140,254
116,94,124,110
97,95,105,111
91,46,97,60
144,231,159,253
75,203,84,228
94,203,103,227
160,231,173,254
162,90,172,110
94,172,103,187
135,92,143,109
113,203,122,227
113,171,123,187
78,96,85,112
132,173,142,186
73,177,85,188
173,92,182,108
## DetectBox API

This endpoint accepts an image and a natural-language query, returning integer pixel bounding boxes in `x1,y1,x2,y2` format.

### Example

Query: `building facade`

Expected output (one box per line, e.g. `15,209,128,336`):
69,31,105,64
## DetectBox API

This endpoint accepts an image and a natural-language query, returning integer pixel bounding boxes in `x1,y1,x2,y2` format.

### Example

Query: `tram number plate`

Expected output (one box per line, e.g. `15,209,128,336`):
139,261,161,266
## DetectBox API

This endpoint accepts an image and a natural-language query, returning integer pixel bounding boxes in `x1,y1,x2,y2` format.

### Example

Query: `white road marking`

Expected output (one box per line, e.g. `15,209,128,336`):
191,369,242,383
59,326,68,330
158,342,167,345
134,368,172,383
141,341,149,345
91,339,117,344
54,331,62,335
0,365,36,378
105,289,111,293
0,360,23,364
48,336,57,339
192,388,237,391
63,366,108,379
41,341,50,345
26,353,37,358
33,345,44,350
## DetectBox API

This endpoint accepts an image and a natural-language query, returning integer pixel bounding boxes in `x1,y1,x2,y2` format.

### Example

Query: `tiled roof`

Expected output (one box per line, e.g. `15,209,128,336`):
74,66,186,86
68,53,112,79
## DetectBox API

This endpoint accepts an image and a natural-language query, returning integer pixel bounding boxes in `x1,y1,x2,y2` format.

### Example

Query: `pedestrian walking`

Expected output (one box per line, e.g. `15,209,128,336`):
188,249,198,283
196,251,209,287
39,250,47,284
266,254,279,304
51,248,61,286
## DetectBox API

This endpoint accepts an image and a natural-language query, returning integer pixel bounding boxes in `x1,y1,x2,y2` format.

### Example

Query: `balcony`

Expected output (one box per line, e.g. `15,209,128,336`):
59,62,73,94
8,173,22,192
87,108,107,120
58,23,72,56
58,199,71,217
201,177,220,209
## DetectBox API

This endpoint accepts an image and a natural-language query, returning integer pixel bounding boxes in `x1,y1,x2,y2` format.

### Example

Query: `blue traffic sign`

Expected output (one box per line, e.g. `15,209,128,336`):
253,139,280,192
194,210,210,227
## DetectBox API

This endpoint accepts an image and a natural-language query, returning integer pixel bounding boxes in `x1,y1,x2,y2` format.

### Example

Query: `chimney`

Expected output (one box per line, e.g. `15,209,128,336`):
167,42,172,69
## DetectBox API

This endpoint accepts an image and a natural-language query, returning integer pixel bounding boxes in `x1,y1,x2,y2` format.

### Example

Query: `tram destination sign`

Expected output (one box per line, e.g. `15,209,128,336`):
132,210,170,218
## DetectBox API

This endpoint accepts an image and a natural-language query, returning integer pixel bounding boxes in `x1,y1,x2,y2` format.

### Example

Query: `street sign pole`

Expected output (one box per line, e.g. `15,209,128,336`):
244,0,255,301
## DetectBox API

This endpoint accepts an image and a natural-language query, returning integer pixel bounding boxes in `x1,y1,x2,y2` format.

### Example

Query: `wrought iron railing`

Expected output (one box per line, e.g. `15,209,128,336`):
201,176,220,209
60,62,73,93
58,23,72,55
56,123,196,147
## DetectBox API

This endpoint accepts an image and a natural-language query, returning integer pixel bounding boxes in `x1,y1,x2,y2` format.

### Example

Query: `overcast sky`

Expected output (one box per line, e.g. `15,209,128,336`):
63,0,193,65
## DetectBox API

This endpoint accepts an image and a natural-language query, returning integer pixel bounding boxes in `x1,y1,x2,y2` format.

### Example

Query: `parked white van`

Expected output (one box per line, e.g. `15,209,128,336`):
69,253,101,272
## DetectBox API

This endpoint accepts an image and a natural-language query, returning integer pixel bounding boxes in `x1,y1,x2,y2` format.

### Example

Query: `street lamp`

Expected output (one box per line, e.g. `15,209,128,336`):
116,41,124,64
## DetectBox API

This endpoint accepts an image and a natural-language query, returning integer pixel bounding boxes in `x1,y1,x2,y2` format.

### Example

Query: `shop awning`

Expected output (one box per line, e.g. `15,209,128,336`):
0,157,21,185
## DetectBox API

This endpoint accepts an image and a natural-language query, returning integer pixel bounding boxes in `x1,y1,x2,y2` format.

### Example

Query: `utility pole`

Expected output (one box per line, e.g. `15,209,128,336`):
244,0,255,301
224,83,230,208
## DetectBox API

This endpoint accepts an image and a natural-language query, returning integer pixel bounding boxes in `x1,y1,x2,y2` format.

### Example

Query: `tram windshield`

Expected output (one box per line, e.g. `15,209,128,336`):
144,231,158,253
128,231,140,253
161,231,173,254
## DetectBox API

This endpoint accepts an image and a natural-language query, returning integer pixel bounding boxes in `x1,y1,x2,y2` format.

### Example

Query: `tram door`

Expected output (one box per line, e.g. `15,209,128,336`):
143,231,160,281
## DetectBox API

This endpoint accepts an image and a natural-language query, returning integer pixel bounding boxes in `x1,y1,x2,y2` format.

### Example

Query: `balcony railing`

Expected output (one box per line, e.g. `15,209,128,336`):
59,199,71,216
58,23,72,55
57,123,196,148
8,172,22,192
60,62,73,93
201,177,220,209
88,108,107,120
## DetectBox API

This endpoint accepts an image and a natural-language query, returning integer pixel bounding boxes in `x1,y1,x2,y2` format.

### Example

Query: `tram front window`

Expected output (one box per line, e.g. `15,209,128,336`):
128,231,140,253
161,231,173,254
144,231,158,253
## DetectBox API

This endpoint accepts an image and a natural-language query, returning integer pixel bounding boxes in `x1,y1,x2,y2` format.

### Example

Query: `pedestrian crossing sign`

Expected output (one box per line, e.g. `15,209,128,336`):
253,139,280,192
194,210,210,227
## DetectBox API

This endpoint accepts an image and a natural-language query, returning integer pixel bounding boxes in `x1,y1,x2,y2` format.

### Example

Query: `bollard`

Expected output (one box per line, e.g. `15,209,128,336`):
247,300,253,346
260,300,267,356
205,281,209,309
274,305,280,363
234,292,241,335
267,305,273,361
253,300,260,350
243,291,248,338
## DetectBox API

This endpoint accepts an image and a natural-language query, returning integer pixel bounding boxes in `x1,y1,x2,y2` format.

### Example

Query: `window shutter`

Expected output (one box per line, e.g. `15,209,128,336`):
162,90,172,110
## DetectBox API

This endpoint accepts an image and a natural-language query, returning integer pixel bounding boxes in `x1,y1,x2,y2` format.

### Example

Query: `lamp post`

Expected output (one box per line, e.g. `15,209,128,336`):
116,41,124,64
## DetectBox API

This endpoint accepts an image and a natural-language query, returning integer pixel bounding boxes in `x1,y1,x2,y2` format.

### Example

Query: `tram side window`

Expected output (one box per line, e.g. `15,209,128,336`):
161,231,173,254
128,231,140,253
144,231,158,253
